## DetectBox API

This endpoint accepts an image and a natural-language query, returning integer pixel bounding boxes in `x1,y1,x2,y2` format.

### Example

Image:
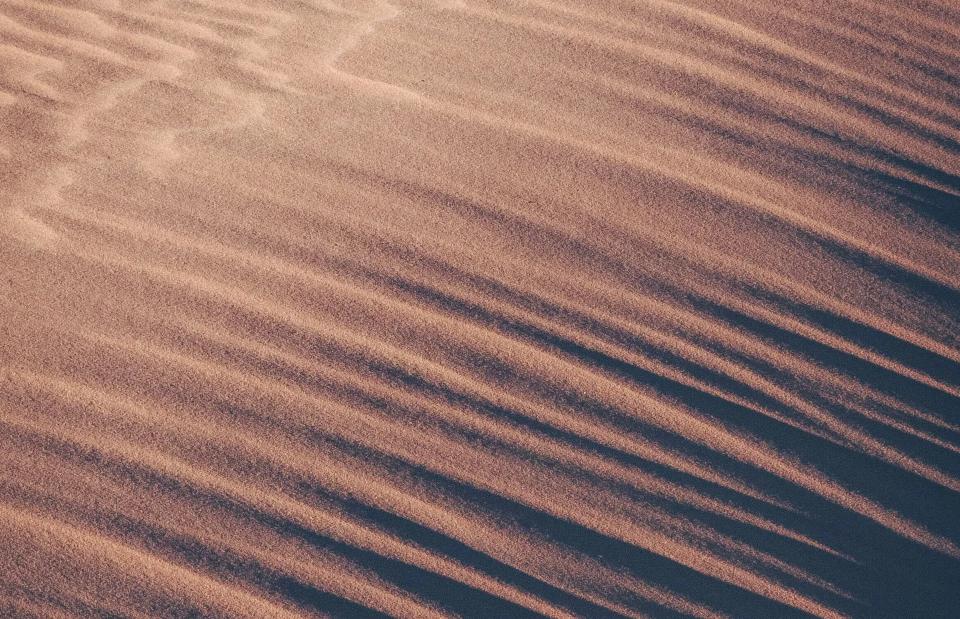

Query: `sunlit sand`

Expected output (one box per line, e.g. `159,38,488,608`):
1,1,959,617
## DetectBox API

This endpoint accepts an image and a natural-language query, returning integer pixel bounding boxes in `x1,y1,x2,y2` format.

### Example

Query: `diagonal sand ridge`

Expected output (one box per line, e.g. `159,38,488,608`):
1,0,959,617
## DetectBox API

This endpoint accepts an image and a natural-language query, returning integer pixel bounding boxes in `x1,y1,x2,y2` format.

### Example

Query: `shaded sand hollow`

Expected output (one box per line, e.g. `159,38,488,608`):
1,1,959,617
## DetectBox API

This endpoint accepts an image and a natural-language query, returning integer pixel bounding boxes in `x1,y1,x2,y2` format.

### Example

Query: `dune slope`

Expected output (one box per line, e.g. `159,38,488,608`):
1,0,959,617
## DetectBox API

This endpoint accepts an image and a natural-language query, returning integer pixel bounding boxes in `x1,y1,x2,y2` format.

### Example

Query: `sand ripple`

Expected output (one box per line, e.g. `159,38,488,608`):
1,0,958,617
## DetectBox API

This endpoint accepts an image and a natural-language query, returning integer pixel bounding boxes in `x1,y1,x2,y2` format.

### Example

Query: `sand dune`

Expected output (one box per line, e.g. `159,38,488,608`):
1,0,958,617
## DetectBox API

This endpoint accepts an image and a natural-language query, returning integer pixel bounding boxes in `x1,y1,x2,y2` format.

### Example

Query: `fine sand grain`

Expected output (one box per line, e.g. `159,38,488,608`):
1,1,959,617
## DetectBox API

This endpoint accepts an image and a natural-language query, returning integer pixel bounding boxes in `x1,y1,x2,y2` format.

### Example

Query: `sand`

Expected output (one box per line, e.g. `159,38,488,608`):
0,0,958,617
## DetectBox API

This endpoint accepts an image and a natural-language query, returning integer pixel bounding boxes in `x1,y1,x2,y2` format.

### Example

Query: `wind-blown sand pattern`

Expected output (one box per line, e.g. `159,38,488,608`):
1,0,958,617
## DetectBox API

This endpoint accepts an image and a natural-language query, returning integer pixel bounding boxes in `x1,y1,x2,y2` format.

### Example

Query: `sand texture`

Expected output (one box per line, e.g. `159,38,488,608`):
1,0,959,617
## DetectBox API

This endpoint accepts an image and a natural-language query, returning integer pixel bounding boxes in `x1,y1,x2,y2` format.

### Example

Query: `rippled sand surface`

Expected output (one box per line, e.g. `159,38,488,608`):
1,1,959,617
